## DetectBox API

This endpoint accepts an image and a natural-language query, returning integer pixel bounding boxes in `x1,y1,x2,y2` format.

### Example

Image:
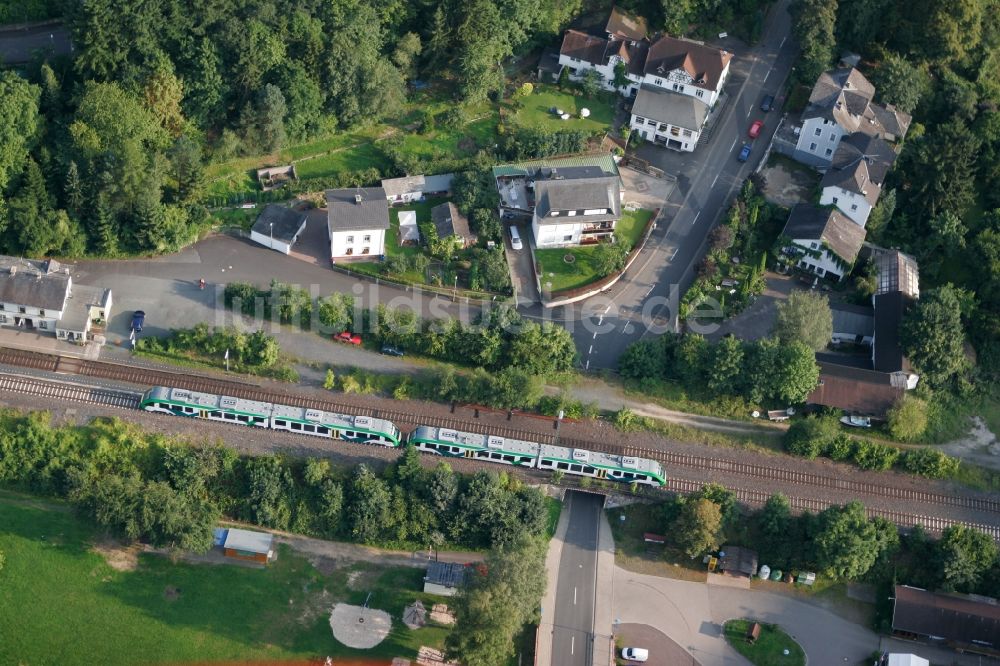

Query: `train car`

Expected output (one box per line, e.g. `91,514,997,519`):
270,403,401,447
140,386,272,427
536,444,666,486
408,425,539,467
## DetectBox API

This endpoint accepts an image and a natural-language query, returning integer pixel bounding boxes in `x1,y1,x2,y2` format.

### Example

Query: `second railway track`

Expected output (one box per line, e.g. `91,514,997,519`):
2,346,999,518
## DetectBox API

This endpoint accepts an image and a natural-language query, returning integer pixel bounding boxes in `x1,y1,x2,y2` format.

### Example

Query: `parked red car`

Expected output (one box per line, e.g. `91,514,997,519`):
748,120,764,139
334,331,362,345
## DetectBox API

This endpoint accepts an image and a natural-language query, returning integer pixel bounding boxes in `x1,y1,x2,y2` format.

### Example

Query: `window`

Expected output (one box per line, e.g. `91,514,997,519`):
825,148,833,156
38,321,47,329
850,204,858,211
814,127,822,136
672,83,681,92
346,235,354,244
654,78,662,86
363,234,371,242
832,197,838,204
634,116,645,124
551,211,560,216
345,247,354,255
646,119,655,126
670,126,680,136
816,267,826,276
809,142,817,151
810,242,818,249
274,419,287,427
39,309,45,317
0,315,6,323
829,132,836,141
570,464,582,473
563,235,573,241
696,89,704,98
18,306,26,314
682,129,693,137
362,247,370,254
557,462,569,470
658,123,668,132
567,210,576,216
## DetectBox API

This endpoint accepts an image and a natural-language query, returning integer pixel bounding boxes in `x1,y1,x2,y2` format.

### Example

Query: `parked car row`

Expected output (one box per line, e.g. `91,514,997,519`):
735,93,776,163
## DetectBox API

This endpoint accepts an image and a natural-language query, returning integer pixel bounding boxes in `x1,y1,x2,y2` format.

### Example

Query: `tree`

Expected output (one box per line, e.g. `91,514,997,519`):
791,0,838,83
595,240,630,276
612,61,630,89
424,5,452,73
446,535,547,666
835,0,890,50
245,456,292,530
673,333,709,386
0,71,41,191
507,321,577,375
707,335,745,394
167,136,204,204
815,501,898,579
886,394,929,440
393,32,422,79
427,462,458,515
901,285,969,388
759,494,791,536
938,525,998,591
872,53,928,115
64,161,83,220
182,39,226,128
783,415,840,458
775,291,832,352
143,57,186,137
924,0,983,64
580,69,604,97
771,341,820,403
249,84,287,154
898,119,980,221
673,498,723,558
618,339,667,380
348,465,395,544
866,188,895,242
456,0,511,104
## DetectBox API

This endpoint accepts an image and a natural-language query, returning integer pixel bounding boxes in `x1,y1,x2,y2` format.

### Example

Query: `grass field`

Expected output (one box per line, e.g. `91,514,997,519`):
723,619,805,666
535,208,655,292
350,197,449,283
0,494,450,664
513,84,616,132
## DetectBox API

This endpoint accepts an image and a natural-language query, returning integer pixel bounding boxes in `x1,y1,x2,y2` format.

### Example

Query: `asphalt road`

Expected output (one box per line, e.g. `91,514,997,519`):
551,490,604,666
550,0,798,370
0,21,72,64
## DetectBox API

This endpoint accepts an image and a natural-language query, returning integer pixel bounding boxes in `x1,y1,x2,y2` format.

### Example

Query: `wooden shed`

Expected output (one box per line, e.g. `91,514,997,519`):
222,528,275,564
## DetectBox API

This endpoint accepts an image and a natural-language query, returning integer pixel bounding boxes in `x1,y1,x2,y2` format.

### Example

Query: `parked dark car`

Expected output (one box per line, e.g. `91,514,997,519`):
130,310,145,332
380,345,404,357
761,94,775,112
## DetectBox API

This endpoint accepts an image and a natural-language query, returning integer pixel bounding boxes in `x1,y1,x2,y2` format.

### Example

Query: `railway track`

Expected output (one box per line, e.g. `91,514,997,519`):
1,346,999,519
0,373,141,410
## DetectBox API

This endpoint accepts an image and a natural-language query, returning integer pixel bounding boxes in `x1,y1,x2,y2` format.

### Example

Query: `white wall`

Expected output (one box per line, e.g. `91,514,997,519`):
819,186,872,227
557,54,641,96
641,67,722,107
795,117,844,163
629,114,698,152
533,215,583,247
330,228,386,259
791,239,849,280
250,230,293,255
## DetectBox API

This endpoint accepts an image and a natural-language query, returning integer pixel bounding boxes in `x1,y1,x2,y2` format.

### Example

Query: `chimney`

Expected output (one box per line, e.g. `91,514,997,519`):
354,193,363,204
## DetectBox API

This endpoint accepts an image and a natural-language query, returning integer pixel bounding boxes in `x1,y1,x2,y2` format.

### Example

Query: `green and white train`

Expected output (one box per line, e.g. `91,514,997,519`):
141,386,401,446
141,386,665,486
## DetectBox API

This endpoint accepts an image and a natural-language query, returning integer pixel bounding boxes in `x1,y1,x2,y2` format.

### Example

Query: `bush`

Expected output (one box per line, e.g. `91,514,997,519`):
901,448,960,478
825,434,855,461
887,394,930,441
783,415,839,459
851,440,900,471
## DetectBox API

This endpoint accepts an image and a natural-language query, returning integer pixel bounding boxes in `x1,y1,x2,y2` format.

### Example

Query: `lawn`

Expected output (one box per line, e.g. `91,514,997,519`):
350,196,449,283
535,208,654,292
210,206,259,230
513,84,617,133
723,619,805,666
0,494,451,664
294,140,392,179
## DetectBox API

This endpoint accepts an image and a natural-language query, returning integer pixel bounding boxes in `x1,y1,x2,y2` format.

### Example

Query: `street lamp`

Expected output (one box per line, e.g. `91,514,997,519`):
453,274,458,302
269,221,273,249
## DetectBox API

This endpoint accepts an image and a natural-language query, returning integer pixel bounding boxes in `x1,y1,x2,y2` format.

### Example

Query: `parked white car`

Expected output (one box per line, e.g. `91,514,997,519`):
622,647,649,662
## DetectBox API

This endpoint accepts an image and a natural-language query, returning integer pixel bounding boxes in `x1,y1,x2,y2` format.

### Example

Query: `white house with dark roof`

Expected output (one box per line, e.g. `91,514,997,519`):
531,166,621,248
781,204,866,281
250,204,308,254
629,84,707,151
818,133,897,226
794,67,911,167
326,188,389,260
0,256,112,342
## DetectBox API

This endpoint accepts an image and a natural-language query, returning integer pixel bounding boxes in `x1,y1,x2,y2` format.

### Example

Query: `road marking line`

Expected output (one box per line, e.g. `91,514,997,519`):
645,285,654,296
592,331,597,340
746,107,752,118
779,36,786,48
585,359,590,370
603,304,611,314
574,587,578,604
670,248,679,260
571,636,575,654
712,174,719,189
597,315,604,326
730,137,738,151
588,345,593,355
763,70,770,82
692,211,701,225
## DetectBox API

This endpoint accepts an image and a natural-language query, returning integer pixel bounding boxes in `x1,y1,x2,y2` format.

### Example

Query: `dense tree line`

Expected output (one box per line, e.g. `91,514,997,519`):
647,487,999,597
619,332,820,406
790,0,1000,386
0,412,550,552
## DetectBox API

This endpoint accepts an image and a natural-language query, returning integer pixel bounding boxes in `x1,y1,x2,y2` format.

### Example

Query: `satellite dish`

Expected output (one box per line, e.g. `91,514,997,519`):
580,108,591,118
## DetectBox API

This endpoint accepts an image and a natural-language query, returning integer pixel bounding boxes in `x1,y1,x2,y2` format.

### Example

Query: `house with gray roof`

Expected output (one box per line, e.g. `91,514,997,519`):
0,255,112,343
781,204,865,281
793,67,912,167
630,84,708,151
530,166,622,247
431,202,476,248
250,204,308,254
381,173,454,204
818,133,897,227
326,188,390,261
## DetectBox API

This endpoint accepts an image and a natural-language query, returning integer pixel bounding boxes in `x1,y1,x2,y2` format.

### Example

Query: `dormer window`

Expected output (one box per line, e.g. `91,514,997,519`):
550,211,560,217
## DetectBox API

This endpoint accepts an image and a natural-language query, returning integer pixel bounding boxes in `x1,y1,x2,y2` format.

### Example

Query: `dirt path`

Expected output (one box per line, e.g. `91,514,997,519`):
939,416,1000,472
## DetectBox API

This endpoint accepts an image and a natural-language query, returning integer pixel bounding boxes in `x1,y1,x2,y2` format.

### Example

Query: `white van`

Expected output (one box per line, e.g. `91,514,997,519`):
622,647,649,662
509,225,523,250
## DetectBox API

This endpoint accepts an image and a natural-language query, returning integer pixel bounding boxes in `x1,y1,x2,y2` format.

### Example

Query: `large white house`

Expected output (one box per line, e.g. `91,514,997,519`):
530,166,622,248
556,8,731,152
818,133,896,227
781,204,865,281
326,188,389,261
0,256,112,342
793,67,911,167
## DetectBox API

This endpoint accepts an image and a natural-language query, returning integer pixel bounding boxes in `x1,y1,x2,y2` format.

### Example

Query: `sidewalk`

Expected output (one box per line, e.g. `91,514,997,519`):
593,507,616,666
537,492,570,666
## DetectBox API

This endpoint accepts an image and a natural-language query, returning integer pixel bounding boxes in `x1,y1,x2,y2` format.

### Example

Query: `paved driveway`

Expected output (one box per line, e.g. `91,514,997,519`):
613,567,880,666
706,272,794,342
617,623,699,666
506,223,540,305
